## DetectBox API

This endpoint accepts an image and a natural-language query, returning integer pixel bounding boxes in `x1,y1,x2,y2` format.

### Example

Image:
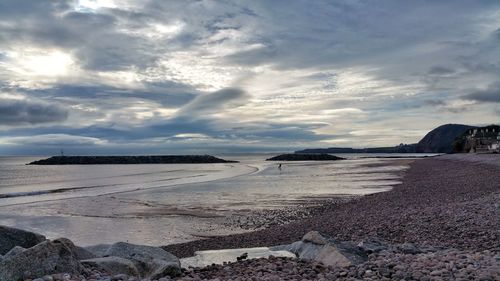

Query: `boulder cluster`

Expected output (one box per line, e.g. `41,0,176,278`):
0,226,181,281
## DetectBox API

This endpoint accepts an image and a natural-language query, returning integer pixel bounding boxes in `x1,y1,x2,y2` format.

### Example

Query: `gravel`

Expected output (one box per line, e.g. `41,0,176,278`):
39,248,499,280
31,155,500,280
164,156,500,257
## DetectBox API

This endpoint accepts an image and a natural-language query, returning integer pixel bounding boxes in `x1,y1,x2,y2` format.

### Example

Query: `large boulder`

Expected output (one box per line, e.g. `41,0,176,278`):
286,231,368,267
104,242,181,278
0,225,46,255
3,246,26,260
84,244,111,257
0,238,86,281
81,257,140,276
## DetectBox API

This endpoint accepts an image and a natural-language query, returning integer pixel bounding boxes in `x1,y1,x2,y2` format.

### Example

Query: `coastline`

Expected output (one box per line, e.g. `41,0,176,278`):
164,154,500,256
1,154,498,280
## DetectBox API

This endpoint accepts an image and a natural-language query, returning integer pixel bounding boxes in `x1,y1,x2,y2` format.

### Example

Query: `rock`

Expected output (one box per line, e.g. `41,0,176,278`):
28,155,238,165
0,225,46,255
104,242,181,278
357,237,389,254
84,244,111,257
302,231,329,245
81,257,140,276
286,231,367,267
3,246,26,259
399,243,422,254
73,245,97,260
0,238,86,280
266,154,345,161
314,244,354,267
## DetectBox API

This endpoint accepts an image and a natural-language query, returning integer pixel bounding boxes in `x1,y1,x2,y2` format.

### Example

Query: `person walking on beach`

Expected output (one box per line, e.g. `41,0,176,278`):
278,163,282,170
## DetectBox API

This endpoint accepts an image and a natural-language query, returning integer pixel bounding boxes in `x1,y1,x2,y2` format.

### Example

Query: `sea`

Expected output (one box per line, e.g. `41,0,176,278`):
0,154,436,246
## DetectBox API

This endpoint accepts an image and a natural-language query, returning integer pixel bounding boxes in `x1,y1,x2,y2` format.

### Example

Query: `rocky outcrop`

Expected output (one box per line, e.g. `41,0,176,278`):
81,257,140,276
0,238,86,281
3,246,26,260
0,225,181,280
282,231,368,267
28,155,237,165
104,242,181,278
266,154,345,161
0,225,46,255
83,244,111,257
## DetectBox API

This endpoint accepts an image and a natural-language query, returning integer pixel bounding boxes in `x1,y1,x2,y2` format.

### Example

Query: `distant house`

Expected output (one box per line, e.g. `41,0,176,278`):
460,125,500,153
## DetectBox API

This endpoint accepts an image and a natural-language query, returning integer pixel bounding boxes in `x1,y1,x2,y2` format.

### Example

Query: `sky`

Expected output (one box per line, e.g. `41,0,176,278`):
0,0,499,155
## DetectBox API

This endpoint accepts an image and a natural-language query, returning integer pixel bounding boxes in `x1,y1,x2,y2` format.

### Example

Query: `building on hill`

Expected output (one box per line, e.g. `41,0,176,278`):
456,125,500,153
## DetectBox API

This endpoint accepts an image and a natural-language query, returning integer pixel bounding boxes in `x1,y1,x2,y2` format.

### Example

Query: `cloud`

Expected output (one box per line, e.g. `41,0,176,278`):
1,1,500,154
428,66,455,75
1,134,105,146
176,88,248,117
462,83,500,103
0,97,68,125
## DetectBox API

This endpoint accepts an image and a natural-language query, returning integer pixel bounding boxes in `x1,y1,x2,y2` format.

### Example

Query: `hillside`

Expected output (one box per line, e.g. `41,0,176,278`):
415,124,475,153
296,124,474,154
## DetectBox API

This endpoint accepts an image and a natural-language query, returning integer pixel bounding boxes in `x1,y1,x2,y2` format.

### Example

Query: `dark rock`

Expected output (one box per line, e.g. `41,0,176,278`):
3,246,26,259
81,257,139,276
266,154,345,161
0,225,46,255
0,238,86,280
399,243,422,254
84,244,111,257
28,155,237,165
74,245,97,260
357,237,389,254
105,242,181,278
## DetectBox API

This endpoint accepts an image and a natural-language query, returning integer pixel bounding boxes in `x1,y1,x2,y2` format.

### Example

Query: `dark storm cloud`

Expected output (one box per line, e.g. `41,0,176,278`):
0,98,68,125
463,83,500,103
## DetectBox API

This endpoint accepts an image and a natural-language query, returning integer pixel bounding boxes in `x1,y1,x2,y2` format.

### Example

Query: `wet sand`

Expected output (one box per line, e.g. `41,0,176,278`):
164,154,500,257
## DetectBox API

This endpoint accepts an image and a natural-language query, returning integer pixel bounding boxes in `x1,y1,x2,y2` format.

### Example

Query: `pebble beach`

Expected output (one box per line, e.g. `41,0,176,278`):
163,154,500,280
5,154,500,281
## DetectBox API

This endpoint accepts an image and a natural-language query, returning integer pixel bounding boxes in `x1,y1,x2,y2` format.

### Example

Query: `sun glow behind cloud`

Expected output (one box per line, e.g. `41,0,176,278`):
0,1,499,154
7,50,74,77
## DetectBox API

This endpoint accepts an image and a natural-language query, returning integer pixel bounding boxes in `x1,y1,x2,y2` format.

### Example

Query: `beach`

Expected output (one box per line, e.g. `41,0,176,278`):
0,155,410,246
1,154,498,280
161,154,499,280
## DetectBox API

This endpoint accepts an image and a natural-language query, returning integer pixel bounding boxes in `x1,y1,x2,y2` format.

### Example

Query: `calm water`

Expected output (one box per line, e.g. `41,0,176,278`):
0,154,434,246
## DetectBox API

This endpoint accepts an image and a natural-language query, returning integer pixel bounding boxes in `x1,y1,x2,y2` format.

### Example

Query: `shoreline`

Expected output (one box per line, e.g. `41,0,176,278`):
1,154,498,280
163,154,500,257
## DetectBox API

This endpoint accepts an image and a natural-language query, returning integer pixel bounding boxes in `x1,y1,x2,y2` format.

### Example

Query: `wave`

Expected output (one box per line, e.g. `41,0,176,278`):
0,185,116,199
0,174,211,199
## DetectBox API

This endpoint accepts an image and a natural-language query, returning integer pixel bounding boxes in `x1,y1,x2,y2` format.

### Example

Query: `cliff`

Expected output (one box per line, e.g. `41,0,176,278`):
415,124,474,153
296,124,474,154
